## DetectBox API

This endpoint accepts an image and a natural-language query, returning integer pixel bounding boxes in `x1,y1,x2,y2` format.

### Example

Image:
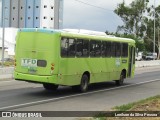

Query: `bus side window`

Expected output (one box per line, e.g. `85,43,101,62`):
115,42,121,57
68,38,76,57
122,43,128,57
76,39,83,57
106,42,111,57
83,40,89,57
111,42,116,57
102,41,106,57
95,41,101,57
61,38,68,57
90,40,101,57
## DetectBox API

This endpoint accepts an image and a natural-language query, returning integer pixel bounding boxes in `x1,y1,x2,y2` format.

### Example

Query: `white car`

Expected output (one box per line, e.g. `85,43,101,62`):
146,53,157,60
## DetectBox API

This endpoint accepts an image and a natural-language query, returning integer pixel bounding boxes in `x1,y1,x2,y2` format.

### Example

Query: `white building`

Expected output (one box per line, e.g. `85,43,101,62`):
0,0,64,29
0,28,18,57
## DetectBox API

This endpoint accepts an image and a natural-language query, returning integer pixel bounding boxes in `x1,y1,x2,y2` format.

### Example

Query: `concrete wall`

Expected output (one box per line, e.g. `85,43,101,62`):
19,0,26,28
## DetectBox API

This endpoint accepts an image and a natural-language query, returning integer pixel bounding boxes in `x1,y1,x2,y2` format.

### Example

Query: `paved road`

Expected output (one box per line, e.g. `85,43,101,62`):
0,66,160,119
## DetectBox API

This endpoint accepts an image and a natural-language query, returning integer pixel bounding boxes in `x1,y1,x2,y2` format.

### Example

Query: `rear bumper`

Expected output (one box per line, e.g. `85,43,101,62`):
14,71,59,84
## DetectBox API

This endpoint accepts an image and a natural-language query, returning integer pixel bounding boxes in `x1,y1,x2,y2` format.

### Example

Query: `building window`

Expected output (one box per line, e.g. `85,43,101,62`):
51,6,54,9
13,7,15,9
13,18,15,20
36,6,39,8
51,17,53,20
20,17,23,20
36,17,39,20
21,6,23,9
28,17,31,20
28,6,31,9
44,5,47,8
44,16,47,19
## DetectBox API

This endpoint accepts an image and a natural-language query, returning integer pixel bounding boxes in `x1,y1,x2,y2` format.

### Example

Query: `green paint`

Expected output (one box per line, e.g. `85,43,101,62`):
14,29,135,86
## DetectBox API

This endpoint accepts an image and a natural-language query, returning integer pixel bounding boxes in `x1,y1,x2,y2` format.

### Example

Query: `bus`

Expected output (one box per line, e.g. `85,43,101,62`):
14,28,135,92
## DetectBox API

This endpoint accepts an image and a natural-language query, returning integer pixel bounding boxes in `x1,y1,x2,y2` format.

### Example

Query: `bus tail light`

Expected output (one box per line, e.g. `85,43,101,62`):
14,59,17,67
51,63,55,71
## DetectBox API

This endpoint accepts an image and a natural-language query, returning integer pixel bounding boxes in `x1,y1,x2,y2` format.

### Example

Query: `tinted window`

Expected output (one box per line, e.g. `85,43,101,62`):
115,42,121,57
37,60,47,67
68,38,76,57
111,42,116,57
61,38,68,57
61,38,76,57
101,41,106,57
76,39,83,57
106,42,111,57
90,40,101,57
83,40,89,57
122,43,128,57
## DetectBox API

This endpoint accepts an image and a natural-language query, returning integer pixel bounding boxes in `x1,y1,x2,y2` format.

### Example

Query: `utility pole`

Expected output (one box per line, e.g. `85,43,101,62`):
1,2,5,68
158,28,160,59
153,0,156,53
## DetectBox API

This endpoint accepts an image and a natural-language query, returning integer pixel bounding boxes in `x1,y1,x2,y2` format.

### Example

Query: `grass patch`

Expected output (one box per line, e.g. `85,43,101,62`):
114,95,160,111
84,95,160,120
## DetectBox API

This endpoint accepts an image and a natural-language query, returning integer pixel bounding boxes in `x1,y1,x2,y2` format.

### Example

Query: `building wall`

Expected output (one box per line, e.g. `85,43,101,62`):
40,0,54,28
19,0,26,28
10,0,19,27
2,0,11,27
34,0,41,28
25,0,34,28
0,0,63,29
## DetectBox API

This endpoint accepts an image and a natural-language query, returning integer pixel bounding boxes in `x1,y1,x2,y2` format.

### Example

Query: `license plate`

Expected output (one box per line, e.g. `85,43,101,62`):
21,58,37,67
28,68,37,74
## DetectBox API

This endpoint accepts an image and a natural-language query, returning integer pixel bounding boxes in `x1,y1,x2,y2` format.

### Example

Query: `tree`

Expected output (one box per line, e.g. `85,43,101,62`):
114,0,160,57
114,0,149,38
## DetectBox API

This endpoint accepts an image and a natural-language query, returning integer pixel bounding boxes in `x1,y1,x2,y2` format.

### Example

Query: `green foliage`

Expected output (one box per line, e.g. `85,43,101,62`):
113,0,160,53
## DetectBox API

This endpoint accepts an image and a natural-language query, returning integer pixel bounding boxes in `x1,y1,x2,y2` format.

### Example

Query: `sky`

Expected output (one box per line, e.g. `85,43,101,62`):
0,0,159,32
63,0,159,32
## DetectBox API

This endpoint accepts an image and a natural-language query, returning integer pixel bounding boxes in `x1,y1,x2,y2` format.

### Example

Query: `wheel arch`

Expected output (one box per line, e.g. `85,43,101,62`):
122,69,127,78
82,71,90,83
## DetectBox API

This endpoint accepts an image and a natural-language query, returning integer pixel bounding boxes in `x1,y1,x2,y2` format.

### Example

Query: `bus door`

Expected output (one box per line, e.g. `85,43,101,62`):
128,46,134,77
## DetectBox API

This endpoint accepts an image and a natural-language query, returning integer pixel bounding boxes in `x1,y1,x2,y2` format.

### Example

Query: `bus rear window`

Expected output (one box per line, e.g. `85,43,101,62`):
37,60,47,67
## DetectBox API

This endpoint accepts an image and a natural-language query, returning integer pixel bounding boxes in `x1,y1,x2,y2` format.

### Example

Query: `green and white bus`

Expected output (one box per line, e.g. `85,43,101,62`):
14,28,135,92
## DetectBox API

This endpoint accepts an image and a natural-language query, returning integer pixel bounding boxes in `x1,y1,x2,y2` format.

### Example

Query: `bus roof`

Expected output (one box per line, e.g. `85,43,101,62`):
18,28,135,43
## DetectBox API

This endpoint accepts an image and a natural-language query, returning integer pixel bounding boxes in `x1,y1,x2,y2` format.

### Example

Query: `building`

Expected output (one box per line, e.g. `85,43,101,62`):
0,28,18,57
0,0,63,29
0,38,9,59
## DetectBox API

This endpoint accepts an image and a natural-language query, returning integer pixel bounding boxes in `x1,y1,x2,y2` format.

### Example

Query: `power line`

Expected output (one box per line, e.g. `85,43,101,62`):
74,0,113,12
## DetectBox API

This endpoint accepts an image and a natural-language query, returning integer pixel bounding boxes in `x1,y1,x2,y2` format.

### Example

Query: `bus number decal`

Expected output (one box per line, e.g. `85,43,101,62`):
21,58,37,68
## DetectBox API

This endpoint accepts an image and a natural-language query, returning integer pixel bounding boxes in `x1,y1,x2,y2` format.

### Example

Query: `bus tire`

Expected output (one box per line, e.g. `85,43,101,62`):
43,83,58,91
72,74,89,92
115,72,124,86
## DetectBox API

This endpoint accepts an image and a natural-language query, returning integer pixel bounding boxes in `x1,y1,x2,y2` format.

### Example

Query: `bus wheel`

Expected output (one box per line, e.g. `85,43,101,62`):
115,72,124,86
43,83,58,91
72,74,89,92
